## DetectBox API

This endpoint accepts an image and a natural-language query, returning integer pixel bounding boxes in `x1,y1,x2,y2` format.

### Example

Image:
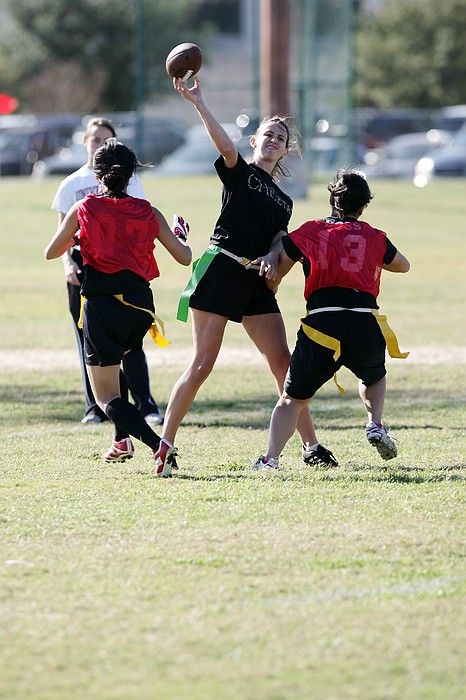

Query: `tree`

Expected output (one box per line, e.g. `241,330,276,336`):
0,0,210,112
355,0,466,107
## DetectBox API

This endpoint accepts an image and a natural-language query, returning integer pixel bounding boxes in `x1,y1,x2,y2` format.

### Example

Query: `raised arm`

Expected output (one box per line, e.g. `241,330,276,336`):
152,207,192,266
45,203,80,260
173,77,238,168
383,250,410,273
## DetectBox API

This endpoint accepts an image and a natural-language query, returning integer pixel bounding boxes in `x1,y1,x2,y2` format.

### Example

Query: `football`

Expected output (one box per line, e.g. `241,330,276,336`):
165,43,203,80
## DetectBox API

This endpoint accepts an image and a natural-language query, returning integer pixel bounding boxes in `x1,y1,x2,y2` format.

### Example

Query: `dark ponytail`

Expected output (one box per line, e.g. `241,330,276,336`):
93,138,139,196
328,169,373,218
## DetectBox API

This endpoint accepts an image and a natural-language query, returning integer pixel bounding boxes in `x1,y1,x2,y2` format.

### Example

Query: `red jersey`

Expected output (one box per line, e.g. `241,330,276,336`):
289,219,388,301
77,194,160,281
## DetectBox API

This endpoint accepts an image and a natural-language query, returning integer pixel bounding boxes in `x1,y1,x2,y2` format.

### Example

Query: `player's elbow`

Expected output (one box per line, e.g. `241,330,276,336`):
396,254,410,273
401,258,410,273
384,252,410,273
178,247,192,266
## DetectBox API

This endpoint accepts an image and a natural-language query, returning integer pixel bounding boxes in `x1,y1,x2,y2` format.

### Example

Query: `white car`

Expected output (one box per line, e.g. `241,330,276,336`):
154,124,249,175
414,125,466,187
361,130,452,179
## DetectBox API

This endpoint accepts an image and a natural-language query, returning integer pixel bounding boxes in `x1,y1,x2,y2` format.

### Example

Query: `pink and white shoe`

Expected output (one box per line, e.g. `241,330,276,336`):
252,455,279,471
153,439,178,477
104,438,134,463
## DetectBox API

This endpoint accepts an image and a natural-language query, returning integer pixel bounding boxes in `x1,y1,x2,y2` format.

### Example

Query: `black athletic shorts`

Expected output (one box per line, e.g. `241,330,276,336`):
285,310,387,400
189,253,280,323
83,289,154,367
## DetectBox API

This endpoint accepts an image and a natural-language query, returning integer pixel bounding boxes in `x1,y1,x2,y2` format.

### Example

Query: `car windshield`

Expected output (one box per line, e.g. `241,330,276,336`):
0,132,26,149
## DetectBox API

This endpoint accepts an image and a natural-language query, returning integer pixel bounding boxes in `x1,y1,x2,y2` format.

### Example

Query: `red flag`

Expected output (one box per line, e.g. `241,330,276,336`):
0,93,19,115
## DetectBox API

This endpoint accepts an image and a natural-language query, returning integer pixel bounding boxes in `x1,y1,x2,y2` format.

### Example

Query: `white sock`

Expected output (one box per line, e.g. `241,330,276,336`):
304,442,319,451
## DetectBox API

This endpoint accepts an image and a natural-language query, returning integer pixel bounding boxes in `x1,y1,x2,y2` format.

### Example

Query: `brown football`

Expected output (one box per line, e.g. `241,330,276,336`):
165,43,203,80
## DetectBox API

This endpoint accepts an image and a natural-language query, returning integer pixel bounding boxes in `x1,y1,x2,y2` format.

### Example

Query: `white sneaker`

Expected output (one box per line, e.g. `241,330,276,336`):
252,455,279,471
145,411,164,426
366,421,397,460
153,439,178,477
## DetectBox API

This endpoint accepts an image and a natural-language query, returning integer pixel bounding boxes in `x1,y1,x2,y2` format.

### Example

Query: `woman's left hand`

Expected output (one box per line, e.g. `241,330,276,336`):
250,249,280,280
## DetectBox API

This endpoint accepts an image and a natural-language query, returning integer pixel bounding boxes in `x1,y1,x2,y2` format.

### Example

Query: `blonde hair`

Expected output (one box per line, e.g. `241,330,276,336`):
85,116,116,137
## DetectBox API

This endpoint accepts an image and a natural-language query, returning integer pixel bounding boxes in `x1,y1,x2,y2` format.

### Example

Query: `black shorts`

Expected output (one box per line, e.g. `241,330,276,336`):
83,290,154,367
189,253,280,323
285,310,387,400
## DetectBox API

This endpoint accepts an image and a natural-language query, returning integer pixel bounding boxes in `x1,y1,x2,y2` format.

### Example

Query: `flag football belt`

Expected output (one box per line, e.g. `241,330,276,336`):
176,244,260,322
301,307,409,395
78,294,169,349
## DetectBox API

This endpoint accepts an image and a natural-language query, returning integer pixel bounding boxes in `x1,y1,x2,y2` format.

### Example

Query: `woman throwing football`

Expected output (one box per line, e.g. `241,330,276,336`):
154,76,336,476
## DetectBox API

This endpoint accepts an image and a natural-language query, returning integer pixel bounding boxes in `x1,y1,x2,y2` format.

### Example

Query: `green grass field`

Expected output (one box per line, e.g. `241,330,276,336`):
0,175,465,699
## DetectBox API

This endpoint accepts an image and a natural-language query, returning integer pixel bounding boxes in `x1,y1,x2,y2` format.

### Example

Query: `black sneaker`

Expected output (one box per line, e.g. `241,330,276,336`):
302,443,338,467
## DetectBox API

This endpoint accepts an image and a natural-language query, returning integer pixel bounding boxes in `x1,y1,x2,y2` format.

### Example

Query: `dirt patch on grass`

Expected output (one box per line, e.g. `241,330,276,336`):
0,345,465,372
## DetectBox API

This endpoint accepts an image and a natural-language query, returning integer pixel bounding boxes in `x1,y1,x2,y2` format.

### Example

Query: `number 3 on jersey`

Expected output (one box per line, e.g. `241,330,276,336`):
340,234,366,272
317,231,366,272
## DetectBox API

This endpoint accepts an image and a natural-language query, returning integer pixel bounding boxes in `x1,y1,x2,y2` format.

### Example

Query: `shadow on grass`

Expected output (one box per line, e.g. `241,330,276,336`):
171,463,465,485
338,463,466,484
1,382,463,434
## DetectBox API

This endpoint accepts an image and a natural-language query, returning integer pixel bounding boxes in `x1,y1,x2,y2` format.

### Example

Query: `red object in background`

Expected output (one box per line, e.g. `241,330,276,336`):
0,93,19,115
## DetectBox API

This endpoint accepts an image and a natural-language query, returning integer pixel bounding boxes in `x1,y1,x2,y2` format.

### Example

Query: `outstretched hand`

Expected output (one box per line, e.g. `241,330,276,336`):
173,76,202,104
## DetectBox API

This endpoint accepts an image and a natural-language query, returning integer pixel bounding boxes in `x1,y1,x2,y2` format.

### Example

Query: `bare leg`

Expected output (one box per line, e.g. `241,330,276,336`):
242,313,318,445
267,393,309,460
162,310,228,444
86,364,121,410
359,376,386,424
87,364,160,450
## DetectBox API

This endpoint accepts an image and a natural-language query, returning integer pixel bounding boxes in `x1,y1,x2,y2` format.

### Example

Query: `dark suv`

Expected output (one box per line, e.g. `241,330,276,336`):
0,114,80,175
355,108,435,150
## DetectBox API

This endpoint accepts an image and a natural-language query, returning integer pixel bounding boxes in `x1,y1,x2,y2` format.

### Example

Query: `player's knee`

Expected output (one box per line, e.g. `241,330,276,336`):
188,360,215,385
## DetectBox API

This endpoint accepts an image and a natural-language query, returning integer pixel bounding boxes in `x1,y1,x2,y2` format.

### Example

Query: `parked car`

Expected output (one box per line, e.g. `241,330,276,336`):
361,130,452,179
33,125,134,177
32,142,87,177
0,114,80,176
154,123,249,175
413,125,466,187
434,104,466,134
355,108,435,150
33,113,186,177
81,112,186,165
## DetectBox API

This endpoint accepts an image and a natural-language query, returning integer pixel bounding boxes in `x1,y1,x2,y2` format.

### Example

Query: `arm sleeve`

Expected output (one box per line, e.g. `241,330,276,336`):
214,152,248,186
51,181,74,215
384,237,397,264
282,235,303,262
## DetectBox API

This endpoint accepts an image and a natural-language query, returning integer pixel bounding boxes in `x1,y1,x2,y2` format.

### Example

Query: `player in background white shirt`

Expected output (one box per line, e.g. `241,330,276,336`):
52,116,164,426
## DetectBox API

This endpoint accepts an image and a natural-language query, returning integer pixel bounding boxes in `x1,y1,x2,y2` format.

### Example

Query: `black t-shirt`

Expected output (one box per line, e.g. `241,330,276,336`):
212,154,293,260
282,216,398,310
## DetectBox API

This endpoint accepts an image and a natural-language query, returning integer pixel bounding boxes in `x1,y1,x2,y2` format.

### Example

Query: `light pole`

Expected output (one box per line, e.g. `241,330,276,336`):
132,0,145,158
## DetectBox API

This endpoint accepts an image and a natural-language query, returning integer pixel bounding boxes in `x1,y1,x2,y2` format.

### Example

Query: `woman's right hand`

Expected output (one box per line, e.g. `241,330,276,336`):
173,77,202,104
